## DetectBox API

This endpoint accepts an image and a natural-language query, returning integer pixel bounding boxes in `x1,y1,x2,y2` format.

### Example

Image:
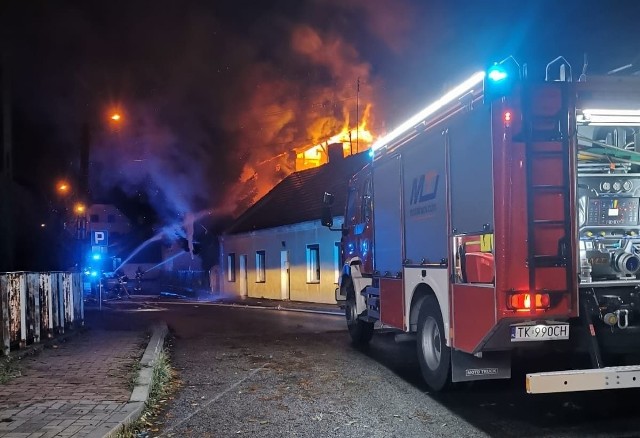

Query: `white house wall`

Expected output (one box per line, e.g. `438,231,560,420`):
220,218,344,304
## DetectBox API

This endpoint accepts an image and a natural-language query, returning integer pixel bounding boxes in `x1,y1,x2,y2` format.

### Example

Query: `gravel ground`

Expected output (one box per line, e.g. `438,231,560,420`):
107,303,640,438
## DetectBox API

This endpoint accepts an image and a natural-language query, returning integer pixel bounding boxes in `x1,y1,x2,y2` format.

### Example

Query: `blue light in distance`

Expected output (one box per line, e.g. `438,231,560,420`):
90,271,98,277
92,253,101,261
487,65,508,82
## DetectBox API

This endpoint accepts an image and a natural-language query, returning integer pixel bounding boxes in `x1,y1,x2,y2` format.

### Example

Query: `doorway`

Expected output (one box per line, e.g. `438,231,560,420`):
280,250,290,300
239,254,248,298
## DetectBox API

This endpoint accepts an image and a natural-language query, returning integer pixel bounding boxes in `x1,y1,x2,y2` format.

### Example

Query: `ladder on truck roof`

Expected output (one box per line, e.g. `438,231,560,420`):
521,81,575,312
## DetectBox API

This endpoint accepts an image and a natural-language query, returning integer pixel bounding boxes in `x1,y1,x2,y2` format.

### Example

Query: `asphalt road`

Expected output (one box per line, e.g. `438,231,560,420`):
101,300,640,438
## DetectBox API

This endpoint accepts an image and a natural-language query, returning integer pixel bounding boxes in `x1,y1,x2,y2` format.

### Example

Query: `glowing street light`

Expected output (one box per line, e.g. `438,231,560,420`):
110,113,122,122
74,203,86,215
57,181,70,195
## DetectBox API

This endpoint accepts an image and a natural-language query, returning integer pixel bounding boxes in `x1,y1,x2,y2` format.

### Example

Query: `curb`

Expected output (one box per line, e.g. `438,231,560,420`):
95,322,169,438
150,299,344,316
98,296,345,317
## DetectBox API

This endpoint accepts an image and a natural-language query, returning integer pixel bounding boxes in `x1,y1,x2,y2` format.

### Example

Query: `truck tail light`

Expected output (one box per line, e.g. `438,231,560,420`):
508,293,550,311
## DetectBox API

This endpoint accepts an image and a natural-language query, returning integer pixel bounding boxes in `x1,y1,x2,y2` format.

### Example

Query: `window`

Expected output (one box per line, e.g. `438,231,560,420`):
306,244,320,283
90,214,99,223
346,187,358,226
255,250,266,283
107,214,116,223
334,242,341,284
227,253,236,282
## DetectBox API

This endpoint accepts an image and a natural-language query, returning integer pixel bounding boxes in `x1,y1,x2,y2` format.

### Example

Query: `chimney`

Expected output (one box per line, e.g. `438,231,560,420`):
327,143,344,163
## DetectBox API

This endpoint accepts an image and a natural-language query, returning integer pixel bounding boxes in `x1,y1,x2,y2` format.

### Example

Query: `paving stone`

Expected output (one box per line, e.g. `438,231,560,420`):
0,329,147,438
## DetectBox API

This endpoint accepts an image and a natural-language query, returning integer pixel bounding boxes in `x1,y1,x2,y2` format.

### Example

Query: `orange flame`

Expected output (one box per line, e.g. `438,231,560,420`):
296,103,376,170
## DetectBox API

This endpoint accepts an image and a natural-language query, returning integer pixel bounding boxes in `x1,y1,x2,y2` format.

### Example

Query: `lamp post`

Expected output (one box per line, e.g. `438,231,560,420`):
74,202,87,271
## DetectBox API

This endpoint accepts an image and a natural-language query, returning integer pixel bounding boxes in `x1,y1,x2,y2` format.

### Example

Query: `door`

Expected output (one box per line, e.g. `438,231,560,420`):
239,255,248,298
280,250,290,300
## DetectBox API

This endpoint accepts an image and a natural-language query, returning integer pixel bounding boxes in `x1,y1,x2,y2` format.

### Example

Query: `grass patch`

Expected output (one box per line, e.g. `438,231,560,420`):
115,349,177,438
128,361,142,390
0,356,21,384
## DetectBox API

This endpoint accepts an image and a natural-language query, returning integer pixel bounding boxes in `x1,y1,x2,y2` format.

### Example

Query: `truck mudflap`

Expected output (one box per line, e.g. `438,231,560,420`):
526,365,640,394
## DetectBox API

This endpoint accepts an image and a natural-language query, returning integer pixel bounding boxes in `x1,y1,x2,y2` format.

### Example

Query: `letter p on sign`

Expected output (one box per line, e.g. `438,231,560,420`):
92,231,109,246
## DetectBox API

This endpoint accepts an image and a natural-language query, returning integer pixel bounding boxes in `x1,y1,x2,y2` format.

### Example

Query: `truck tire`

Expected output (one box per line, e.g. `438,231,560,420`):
417,296,451,391
344,277,374,345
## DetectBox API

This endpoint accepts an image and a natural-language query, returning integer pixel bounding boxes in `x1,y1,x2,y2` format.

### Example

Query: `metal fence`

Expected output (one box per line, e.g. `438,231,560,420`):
0,271,84,356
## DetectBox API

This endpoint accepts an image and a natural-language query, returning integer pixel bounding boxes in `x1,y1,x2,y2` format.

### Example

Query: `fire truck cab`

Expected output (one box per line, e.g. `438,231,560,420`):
323,57,640,393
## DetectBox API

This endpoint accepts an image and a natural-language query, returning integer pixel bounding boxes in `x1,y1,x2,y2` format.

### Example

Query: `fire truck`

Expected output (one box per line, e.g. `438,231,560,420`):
322,57,640,393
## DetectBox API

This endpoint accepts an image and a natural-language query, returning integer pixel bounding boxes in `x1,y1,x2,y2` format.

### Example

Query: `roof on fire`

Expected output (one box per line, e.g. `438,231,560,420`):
224,152,369,234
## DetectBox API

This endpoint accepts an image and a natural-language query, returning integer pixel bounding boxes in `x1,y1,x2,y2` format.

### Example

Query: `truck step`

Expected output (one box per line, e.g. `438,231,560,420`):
531,184,566,191
533,219,568,225
531,255,567,267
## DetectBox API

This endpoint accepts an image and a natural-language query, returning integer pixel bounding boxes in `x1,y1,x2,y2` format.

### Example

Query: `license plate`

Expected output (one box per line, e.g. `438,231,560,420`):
510,323,569,342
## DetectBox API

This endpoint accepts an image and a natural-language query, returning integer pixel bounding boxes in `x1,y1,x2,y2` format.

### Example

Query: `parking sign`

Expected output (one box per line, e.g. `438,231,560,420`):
91,230,109,246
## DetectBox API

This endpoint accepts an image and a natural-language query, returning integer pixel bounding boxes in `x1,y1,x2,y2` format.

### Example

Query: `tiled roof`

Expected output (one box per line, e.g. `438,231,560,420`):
225,152,370,234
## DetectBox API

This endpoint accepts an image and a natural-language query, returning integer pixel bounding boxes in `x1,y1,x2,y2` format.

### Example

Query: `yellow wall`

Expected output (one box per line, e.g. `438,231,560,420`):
219,219,343,304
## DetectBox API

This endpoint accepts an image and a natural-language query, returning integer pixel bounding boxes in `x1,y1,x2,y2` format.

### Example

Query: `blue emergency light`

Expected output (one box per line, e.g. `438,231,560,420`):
484,59,519,102
487,65,508,82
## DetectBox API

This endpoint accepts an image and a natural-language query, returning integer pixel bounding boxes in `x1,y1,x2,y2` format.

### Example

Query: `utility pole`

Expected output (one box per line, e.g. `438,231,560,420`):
356,77,360,154
1,51,14,270
80,121,90,199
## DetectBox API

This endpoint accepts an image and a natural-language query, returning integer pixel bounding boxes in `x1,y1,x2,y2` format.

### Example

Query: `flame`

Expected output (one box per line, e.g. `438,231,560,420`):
296,103,376,170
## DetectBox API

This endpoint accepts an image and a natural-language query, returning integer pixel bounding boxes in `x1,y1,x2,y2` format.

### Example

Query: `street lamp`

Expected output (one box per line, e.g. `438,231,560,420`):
57,181,70,195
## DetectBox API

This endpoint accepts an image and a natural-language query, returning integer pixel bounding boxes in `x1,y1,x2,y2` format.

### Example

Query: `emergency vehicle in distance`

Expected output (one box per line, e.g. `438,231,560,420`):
322,57,640,393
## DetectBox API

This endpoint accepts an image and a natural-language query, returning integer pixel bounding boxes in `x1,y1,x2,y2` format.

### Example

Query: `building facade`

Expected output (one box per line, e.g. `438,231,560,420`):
220,218,344,304
220,150,368,304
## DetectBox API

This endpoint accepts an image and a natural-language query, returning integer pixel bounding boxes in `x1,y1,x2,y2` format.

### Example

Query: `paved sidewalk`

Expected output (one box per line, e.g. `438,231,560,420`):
0,327,148,437
0,287,339,438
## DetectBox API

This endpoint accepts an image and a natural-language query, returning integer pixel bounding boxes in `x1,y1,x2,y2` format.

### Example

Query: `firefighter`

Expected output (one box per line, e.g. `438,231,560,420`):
115,270,131,299
134,266,144,293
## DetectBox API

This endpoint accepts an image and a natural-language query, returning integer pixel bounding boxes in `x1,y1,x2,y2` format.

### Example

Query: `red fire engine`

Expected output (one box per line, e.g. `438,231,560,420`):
322,57,640,393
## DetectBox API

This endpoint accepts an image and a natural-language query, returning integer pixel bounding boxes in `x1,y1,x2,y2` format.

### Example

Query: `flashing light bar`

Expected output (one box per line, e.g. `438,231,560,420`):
577,109,640,126
371,71,486,152
487,65,508,81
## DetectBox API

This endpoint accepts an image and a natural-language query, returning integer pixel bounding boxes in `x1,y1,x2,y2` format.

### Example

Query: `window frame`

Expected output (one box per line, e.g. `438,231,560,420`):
255,250,266,283
306,244,320,284
227,253,236,282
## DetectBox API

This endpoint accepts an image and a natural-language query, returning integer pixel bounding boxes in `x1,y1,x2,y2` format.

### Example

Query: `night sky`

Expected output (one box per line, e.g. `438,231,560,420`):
2,0,639,253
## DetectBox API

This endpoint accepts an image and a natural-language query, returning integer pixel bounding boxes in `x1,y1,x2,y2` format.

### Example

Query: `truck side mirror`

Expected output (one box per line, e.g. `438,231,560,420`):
321,192,335,228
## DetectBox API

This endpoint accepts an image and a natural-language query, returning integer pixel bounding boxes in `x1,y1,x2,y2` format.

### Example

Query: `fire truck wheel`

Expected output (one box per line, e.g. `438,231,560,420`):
344,279,374,345
417,296,451,391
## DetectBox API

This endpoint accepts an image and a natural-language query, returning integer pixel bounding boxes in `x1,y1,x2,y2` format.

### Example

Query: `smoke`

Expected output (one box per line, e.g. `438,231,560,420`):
6,0,417,230
90,103,211,221
218,21,383,212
